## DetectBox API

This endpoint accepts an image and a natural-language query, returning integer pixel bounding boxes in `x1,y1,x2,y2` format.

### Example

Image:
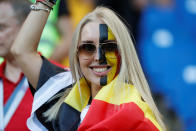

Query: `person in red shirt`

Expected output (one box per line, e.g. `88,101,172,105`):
0,0,33,130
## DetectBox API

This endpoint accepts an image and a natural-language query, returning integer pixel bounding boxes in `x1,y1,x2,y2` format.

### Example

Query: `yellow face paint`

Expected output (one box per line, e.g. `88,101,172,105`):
105,51,121,84
108,28,115,41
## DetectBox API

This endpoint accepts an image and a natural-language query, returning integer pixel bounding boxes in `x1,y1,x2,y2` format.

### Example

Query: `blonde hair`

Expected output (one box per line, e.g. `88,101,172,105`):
45,7,166,130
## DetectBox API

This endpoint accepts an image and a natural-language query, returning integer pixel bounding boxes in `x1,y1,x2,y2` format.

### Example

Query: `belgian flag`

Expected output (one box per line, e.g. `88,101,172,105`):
63,77,163,131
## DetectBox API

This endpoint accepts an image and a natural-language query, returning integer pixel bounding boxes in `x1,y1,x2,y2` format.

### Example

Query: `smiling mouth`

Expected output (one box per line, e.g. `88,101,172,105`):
92,67,108,72
90,66,111,76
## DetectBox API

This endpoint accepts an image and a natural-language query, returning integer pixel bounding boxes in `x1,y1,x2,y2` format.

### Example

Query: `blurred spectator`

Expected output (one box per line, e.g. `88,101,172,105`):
0,0,33,130
49,0,74,66
138,0,196,130
67,0,93,27
51,0,94,66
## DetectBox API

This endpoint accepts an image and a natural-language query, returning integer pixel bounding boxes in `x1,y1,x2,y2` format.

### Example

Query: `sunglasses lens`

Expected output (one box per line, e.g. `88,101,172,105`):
101,43,118,52
78,44,96,54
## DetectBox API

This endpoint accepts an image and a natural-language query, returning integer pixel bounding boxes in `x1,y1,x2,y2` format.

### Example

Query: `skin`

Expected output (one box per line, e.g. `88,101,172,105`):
0,3,20,58
78,21,121,98
0,2,22,82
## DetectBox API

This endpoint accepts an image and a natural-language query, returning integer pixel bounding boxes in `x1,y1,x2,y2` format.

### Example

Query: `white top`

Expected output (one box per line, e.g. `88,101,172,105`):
80,105,90,124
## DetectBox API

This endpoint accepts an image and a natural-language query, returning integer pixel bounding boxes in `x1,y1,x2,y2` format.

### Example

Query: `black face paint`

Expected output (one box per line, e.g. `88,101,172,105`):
98,45,107,65
99,24,108,43
99,24,108,86
99,24,108,65
100,76,107,86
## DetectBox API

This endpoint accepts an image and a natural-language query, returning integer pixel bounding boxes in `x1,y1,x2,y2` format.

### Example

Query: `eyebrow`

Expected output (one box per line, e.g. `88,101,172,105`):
80,40,94,44
101,40,117,43
80,40,117,44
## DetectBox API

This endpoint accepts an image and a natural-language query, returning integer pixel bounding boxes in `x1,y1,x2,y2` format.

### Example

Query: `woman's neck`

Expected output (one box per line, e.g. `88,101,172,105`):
90,84,101,99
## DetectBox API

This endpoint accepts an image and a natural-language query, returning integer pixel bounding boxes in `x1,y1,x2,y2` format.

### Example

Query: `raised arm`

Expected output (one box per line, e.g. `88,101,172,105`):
11,2,53,89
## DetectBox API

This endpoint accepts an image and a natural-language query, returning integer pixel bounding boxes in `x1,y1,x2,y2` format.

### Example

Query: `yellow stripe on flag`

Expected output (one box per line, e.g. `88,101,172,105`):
64,78,90,112
94,78,163,131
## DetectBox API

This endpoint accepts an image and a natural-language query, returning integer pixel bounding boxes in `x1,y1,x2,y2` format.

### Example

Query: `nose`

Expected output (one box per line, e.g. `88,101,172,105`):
94,45,107,64
94,46,100,61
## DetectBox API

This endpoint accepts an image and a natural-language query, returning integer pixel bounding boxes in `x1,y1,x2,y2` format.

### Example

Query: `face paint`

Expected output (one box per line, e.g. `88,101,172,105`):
99,24,121,86
99,24,108,65
99,24,108,43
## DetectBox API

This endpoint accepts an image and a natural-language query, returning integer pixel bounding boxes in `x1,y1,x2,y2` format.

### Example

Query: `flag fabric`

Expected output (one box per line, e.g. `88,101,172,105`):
64,77,162,131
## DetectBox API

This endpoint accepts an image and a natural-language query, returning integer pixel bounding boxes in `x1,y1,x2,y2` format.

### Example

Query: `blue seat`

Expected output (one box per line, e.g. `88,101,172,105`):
138,5,196,131
175,0,196,39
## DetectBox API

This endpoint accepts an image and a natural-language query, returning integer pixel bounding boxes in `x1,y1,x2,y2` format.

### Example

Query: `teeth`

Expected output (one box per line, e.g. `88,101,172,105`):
93,68,107,72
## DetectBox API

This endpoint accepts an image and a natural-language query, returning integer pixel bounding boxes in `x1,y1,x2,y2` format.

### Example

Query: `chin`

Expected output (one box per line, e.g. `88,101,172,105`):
89,78,102,87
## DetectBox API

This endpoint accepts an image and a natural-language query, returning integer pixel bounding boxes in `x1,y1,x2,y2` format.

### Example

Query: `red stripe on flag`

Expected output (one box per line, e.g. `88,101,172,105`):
78,99,159,131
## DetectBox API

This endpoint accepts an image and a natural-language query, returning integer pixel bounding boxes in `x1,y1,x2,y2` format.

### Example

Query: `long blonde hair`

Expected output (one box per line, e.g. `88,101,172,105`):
45,7,166,130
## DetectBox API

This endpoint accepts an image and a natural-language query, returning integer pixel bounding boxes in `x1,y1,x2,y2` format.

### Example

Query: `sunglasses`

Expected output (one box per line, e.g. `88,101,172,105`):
78,42,118,54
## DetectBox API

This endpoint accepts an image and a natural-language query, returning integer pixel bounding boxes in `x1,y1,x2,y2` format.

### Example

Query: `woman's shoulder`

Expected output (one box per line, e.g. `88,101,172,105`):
37,56,73,90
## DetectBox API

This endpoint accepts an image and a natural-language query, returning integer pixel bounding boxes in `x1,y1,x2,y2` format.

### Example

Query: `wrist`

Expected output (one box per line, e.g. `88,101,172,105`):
30,0,57,14
36,2,51,9
36,0,56,10
30,3,51,13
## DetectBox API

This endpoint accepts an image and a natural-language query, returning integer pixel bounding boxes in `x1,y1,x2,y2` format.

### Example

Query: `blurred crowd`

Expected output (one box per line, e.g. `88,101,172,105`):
1,0,195,130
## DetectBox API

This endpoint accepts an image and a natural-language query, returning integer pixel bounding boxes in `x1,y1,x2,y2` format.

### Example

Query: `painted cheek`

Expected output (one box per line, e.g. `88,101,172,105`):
99,24,118,86
100,52,120,86
100,52,117,86
105,27,118,83
106,52,120,83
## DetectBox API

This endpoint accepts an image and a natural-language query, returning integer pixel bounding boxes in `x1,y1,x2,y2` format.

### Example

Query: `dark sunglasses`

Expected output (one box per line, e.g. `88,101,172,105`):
78,42,118,54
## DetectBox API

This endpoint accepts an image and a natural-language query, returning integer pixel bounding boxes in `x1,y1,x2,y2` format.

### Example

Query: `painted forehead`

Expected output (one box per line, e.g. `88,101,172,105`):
99,24,115,42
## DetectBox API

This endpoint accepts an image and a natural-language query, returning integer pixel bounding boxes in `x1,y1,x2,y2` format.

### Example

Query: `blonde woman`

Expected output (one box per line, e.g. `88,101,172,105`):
11,0,166,131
